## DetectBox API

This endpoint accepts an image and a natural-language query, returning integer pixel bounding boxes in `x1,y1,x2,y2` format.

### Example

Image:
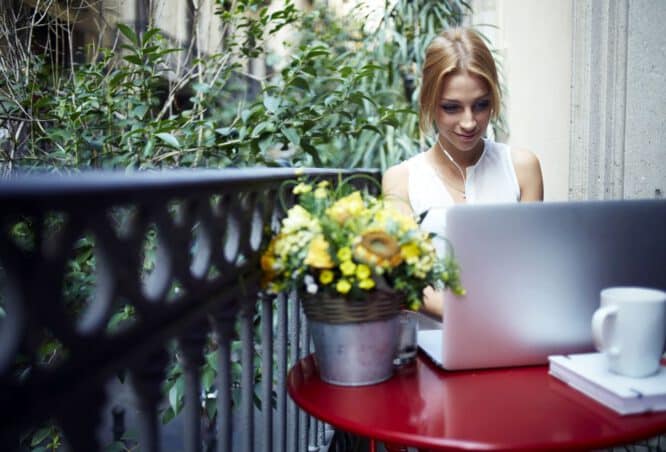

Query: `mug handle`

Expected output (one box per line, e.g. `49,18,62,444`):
591,305,619,357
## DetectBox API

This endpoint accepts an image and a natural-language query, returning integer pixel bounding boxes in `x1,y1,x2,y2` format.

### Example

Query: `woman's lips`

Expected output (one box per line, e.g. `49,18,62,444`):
456,132,477,141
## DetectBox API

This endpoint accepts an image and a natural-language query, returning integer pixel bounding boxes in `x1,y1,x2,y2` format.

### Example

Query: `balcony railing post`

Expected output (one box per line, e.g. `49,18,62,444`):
210,302,237,452
275,291,288,452
179,320,208,452
287,291,300,451
130,347,170,452
260,294,274,452
57,386,107,452
239,293,256,452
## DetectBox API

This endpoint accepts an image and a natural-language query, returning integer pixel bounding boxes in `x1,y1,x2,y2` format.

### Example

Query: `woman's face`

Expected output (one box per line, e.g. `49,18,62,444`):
434,70,492,155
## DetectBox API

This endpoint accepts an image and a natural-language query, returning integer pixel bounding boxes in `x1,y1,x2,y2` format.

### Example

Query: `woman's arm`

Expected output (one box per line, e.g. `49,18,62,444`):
381,162,413,215
512,148,544,201
383,163,446,317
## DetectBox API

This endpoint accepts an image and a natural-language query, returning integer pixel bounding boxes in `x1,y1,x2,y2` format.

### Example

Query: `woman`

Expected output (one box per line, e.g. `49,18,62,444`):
382,27,544,317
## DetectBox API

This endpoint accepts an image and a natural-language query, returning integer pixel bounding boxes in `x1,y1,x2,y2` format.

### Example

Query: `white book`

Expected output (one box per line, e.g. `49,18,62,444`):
548,352,666,415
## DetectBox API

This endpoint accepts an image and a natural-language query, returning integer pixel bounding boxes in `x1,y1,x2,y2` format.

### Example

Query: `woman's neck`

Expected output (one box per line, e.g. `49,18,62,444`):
434,136,485,169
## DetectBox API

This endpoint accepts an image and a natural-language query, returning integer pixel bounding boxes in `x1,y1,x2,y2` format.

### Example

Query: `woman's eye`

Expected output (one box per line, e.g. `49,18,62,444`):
441,104,459,113
474,100,490,111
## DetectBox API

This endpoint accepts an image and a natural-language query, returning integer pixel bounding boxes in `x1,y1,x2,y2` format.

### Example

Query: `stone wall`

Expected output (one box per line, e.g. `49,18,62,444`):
570,0,666,200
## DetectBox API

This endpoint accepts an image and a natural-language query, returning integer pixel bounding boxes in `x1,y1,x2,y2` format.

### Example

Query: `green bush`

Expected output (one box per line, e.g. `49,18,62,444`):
0,0,470,173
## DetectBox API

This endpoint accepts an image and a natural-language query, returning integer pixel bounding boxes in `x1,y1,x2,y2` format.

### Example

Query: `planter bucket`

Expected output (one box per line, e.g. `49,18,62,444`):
309,316,400,386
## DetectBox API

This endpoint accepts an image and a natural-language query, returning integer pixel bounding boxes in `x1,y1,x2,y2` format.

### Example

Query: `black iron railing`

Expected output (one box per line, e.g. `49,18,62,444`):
0,167,380,451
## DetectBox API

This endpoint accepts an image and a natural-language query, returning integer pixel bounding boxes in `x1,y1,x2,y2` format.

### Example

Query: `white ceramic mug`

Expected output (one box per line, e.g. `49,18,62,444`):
592,287,666,378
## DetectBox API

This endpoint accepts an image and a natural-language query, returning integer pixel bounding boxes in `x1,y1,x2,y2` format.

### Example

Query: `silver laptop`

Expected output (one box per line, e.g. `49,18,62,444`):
417,200,666,370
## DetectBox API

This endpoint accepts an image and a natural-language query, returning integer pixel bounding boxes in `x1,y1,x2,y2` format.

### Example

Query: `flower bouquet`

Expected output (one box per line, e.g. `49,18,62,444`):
260,177,463,385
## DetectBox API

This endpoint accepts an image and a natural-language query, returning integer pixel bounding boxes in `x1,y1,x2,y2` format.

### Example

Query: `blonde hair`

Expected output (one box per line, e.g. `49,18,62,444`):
419,27,501,134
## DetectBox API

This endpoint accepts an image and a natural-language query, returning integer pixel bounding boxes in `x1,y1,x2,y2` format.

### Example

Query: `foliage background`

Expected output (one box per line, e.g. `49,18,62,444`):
0,0,471,449
0,0,472,174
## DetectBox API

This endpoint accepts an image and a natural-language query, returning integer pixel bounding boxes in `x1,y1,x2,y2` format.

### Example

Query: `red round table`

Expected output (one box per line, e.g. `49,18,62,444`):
287,353,666,451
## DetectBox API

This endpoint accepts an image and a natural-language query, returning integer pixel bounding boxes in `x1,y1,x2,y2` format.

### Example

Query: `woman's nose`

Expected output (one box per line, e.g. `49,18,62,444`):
460,110,477,131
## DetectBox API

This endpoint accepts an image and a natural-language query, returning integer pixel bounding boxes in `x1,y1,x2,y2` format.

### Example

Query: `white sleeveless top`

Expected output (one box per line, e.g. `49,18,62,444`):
406,138,520,256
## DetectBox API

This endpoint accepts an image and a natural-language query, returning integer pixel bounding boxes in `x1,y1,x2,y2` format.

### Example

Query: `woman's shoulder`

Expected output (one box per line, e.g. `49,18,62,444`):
509,147,544,201
383,152,426,183
484,138,539,170
509,147,541,173
382,161,409,199
382,153,428,214
384,160,409,178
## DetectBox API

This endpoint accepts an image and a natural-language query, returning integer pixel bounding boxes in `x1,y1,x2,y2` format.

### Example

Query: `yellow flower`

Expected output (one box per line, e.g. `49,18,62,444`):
353,229,403,268
260,237,277,271
340,260,356,276
374,204,419,233
336,279,352,294
400,243,421,260
319,270,334,285
355,264,371,280
304,235,334,269
326,191,365,224
314,187,328,199
292,182,312,194
282,205,314,233
393,209,418,232
337,247,352,261
358,278,375,290
317,180,330,188
260,236,281,288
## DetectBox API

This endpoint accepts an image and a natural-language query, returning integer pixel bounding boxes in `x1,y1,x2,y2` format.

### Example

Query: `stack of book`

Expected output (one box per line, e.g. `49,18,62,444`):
548,352,666,415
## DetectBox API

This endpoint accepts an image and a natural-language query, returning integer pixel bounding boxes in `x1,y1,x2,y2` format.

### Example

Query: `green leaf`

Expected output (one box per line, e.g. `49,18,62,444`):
359,124,383,135
0,306,6,318
301,140,322,166
142,139,155,158
205,350,217,369
281,127,300,146
192,82,210,94
131,104,148,119
156,133,180,149
339,66,354,77
30,427,51,446
251,121,274,138
104,441,126,452
161,407,176,424
107,311,124,332
117,24,139,46
263,96,281,114
324,95,338,107
123,55,143,65
142,28,162,45
289,76,309,91
202,367,215,392
306,48,330,58
241,109,252,123
205,397,217,420
168,376,184,414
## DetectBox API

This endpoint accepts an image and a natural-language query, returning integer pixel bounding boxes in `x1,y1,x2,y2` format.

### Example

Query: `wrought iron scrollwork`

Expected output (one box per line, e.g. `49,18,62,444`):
0,168,379,451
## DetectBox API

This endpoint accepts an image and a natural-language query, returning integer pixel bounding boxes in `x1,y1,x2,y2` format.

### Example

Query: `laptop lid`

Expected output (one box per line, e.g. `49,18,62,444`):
419,200,665,370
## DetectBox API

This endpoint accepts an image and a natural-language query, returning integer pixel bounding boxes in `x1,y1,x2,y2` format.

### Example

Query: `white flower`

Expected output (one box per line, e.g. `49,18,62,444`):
304,274,319,294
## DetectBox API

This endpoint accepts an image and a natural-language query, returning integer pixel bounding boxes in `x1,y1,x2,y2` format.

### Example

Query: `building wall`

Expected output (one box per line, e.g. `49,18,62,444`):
471,0,573,202
474,0,666,202
570,0,666,200
622,0,666,199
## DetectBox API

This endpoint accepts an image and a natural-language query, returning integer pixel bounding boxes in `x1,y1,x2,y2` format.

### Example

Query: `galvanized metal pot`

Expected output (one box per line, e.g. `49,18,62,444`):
309,316,400,386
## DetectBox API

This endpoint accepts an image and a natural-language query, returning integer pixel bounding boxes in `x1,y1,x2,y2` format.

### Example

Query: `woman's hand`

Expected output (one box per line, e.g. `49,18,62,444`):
422,285,444,318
